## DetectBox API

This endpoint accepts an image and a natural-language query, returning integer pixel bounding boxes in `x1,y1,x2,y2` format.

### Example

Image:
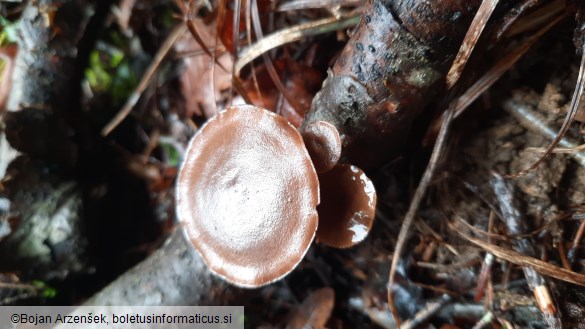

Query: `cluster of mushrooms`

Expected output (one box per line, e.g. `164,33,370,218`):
176,105,376,288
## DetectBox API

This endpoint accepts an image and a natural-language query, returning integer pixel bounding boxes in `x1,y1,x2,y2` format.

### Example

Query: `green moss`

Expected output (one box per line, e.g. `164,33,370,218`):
84,42,137,105
31,280,57,299
0,16,17,46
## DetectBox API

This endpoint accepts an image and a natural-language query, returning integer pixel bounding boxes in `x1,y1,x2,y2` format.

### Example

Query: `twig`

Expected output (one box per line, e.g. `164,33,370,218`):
471,311,494,329
476,254,495,299
568,217,585,264
0,282,42,291
401,295,451,329
558,236,572,270
234,14,361,75
447,0,500,89
275,0,362,12
502,96,585,167
101,24,187,136
490,172,561,328
0,292,37,306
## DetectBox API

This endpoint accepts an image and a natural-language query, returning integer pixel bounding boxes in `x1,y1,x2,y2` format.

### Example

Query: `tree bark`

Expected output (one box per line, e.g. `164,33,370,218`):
0,0,95,278
83,229,236,306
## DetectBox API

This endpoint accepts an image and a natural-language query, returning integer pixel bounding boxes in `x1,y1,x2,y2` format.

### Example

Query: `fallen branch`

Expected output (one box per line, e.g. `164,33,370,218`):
82,229,236,306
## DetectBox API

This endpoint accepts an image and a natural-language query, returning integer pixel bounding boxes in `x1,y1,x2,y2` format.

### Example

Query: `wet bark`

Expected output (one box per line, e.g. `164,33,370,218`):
83,230,236,306
302,0,481,169
0,0,98,278
0,0,151,288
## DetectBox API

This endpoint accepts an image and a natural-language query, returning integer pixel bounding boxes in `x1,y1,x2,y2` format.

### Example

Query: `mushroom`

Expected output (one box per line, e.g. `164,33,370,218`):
176,105,319,288
315,164,377,248
300,121,342,173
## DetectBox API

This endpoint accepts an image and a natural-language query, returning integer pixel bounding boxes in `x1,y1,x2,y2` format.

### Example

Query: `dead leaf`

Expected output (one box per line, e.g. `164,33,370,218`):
217,0,271,53
286,287,335,329
243,56,323,127
175,19,233,119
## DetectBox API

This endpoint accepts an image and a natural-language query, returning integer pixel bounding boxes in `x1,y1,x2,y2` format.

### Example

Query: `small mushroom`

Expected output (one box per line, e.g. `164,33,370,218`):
316,164,377,248
176,105,319,287
300,121,342,173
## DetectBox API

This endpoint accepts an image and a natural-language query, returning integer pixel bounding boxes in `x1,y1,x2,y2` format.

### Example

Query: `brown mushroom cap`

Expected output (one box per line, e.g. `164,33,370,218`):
176,105,319,287
316,164,376,248
300,121,342,173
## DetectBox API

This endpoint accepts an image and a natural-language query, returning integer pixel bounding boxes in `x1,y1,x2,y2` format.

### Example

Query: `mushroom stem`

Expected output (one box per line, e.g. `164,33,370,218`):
82,229,238,306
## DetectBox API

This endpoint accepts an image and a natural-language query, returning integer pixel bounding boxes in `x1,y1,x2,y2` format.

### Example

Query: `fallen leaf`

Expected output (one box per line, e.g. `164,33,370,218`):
243,55,323,127
286,287,335,329
175,20,233,119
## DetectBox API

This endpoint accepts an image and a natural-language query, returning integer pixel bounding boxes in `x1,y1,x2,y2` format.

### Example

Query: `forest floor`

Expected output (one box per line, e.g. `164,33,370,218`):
1,0,585,328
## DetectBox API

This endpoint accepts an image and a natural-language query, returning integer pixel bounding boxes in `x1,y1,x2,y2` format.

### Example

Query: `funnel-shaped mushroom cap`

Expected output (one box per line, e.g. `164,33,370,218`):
316,164,376,248
300,121,342,173
176,105,319,287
